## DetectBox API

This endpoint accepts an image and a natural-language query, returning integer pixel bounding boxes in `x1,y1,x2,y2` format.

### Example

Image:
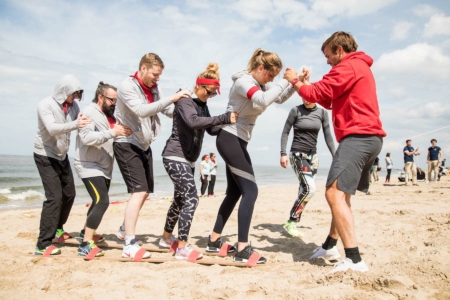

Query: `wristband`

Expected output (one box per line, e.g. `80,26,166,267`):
290,78,300,87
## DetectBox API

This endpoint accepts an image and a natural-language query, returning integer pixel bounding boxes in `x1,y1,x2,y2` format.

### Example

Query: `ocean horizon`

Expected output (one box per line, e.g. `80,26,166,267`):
0,154,397,210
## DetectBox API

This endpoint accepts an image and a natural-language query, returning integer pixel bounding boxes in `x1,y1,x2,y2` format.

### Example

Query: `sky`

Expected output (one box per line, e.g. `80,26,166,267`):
0,0,449,168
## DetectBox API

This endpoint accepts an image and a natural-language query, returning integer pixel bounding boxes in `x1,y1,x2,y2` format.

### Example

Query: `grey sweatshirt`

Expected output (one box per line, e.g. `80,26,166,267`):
221,71,296,142
280,105,335,156
74,103,116,179
34,75,82,160
115,77,174,150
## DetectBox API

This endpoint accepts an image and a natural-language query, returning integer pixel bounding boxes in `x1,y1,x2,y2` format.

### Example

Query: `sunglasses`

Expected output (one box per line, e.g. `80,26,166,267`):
102,94,117,104
202,86,217,97
72,90,84,100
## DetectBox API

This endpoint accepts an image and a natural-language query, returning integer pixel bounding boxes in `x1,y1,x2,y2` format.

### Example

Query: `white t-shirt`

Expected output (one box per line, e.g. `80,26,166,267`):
209,161,218,175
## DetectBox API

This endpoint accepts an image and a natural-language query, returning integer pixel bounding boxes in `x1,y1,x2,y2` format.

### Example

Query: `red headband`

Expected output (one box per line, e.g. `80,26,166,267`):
196,78,220,94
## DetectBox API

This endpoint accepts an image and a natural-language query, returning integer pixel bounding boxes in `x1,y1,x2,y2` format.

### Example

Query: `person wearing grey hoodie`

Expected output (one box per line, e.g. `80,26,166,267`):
34,74,91,255
206,49,296,264
114,53,191,260
74,82,133,257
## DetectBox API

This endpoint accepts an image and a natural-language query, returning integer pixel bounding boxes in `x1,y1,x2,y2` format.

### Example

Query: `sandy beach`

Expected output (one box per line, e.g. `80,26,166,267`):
0,177,449,299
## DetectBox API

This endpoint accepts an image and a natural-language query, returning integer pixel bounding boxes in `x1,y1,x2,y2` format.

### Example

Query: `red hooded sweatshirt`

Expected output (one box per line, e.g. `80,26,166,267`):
299,51,386,143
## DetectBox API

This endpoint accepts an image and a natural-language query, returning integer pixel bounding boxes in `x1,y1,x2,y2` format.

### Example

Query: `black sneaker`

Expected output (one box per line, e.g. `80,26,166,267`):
233,245,266,264
206,236,235,253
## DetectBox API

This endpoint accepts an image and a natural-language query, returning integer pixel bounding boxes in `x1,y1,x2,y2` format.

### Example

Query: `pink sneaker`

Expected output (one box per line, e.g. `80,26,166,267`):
159,235,178,248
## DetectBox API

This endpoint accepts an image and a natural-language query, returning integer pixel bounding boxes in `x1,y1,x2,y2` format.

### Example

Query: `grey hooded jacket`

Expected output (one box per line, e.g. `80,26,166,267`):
34,75,81,160
115,77,174,151
74,103,116,179
221,71,295,142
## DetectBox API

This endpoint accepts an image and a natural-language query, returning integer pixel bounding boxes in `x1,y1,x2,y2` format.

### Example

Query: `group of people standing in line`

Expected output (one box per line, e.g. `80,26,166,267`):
199,153,218,197
32,31,386,273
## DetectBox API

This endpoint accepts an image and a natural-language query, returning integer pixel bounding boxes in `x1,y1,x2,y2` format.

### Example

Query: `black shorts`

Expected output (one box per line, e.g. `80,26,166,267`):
326,135,383,195
113,142,154,193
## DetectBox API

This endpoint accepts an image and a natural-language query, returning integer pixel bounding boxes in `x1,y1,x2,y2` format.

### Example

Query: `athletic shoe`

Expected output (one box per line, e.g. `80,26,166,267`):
78,240,105,257
159,235,178,248
327,258,369,274
55,229,71,240
309,246,341,260
76,230,105,243
34,246,61,256
122,239,151,259
116,227,143,245
234,245,266,264
283,220,303,237
206,235,236,253
175,244,203,260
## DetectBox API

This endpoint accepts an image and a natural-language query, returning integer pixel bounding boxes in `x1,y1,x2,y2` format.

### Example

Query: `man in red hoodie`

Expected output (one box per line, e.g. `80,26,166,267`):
284,31,386,273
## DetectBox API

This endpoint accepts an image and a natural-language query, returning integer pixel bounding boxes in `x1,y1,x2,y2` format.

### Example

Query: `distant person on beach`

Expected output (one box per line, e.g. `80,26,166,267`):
426,139,442,183
279,96,335,237
438,158,447,181
199,155,211,197
284,31,386,273
385,153,393,183
160,63,237,260
208,153,218,197
369,156,380,184
33,75,91,255
416,167,426,182
207,48,296,264
74,82,132,257
113,53,191,259
404,139,420,186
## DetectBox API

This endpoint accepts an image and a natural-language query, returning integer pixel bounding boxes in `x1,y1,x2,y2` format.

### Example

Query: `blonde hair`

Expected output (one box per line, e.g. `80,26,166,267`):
139,53,165,70
247,48,283,72
197,63,220,81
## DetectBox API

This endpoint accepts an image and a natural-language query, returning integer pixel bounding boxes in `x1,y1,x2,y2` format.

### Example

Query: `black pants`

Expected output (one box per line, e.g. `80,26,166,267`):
386,169,392,181
213,130,258,243
163,160,199,242
208,175,216,195
34,153,76,249
200,176,209,196
82,177,111,229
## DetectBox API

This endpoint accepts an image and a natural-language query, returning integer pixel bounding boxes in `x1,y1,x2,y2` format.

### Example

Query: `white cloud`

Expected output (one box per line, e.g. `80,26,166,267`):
390,21,414,41
412,4,441,18
375,43,450,78
423,13,450,37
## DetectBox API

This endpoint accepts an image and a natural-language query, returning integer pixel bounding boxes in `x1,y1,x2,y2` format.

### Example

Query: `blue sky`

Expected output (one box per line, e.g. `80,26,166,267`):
1,0,449,168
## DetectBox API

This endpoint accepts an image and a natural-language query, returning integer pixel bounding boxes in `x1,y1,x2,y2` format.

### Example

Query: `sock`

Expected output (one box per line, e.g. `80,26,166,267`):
80,229,85,236
322,235,338,250
344,247,362,263
81,241,88,247
125,235,135,245
289,217,297,222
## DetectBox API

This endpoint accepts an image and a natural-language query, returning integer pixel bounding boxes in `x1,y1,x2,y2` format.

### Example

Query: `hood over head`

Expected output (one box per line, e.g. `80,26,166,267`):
231,70,250,82
344,51,373,67
52,75,83,104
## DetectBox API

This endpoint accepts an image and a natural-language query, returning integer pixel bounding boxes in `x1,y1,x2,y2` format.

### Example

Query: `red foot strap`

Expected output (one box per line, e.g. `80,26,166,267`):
93,235,102,243
169,241,179,253
43,245,56,257
85,248,102,260
133,249,147,262
187,250,202,263
245,253,261,267
57,232,71,243
218,243,232,257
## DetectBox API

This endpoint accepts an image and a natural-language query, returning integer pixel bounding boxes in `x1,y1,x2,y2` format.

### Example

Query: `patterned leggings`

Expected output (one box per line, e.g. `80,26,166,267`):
163,160,199,242
289,152,317,222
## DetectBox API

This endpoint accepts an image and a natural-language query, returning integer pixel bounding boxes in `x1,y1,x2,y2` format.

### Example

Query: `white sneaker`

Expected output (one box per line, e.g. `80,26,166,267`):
310,246,341,260
122,241,151,259
327,258,369,274
116,227,143,245
175,244,203,260
159,235,178,248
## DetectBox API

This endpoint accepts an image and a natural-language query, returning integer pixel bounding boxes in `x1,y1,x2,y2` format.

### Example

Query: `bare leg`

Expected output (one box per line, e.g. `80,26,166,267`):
124,191,149,236
83,227,95,242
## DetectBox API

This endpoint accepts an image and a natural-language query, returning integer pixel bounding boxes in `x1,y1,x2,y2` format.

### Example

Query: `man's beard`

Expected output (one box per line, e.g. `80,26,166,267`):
102,102,115,118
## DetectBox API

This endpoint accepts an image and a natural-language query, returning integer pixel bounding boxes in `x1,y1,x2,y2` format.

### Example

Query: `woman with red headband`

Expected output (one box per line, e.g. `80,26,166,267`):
206,48,296,264
160,63,238,260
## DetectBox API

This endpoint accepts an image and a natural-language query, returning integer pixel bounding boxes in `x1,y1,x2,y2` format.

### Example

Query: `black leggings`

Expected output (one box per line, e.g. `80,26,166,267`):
212,130,258,243
82,177,110,229
386,169,392,181
208,175,216,195
163,160,199,242
200,176,209,196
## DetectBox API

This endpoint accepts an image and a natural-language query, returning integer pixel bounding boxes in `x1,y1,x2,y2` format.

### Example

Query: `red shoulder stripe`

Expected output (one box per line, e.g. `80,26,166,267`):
247,86,261,100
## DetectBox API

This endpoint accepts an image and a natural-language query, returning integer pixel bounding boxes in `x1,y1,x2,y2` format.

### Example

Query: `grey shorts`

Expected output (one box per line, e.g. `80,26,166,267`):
326,135,383,194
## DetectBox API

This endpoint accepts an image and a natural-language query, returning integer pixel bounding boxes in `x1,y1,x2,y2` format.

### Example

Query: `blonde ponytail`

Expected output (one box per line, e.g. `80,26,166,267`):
247,48,282,72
